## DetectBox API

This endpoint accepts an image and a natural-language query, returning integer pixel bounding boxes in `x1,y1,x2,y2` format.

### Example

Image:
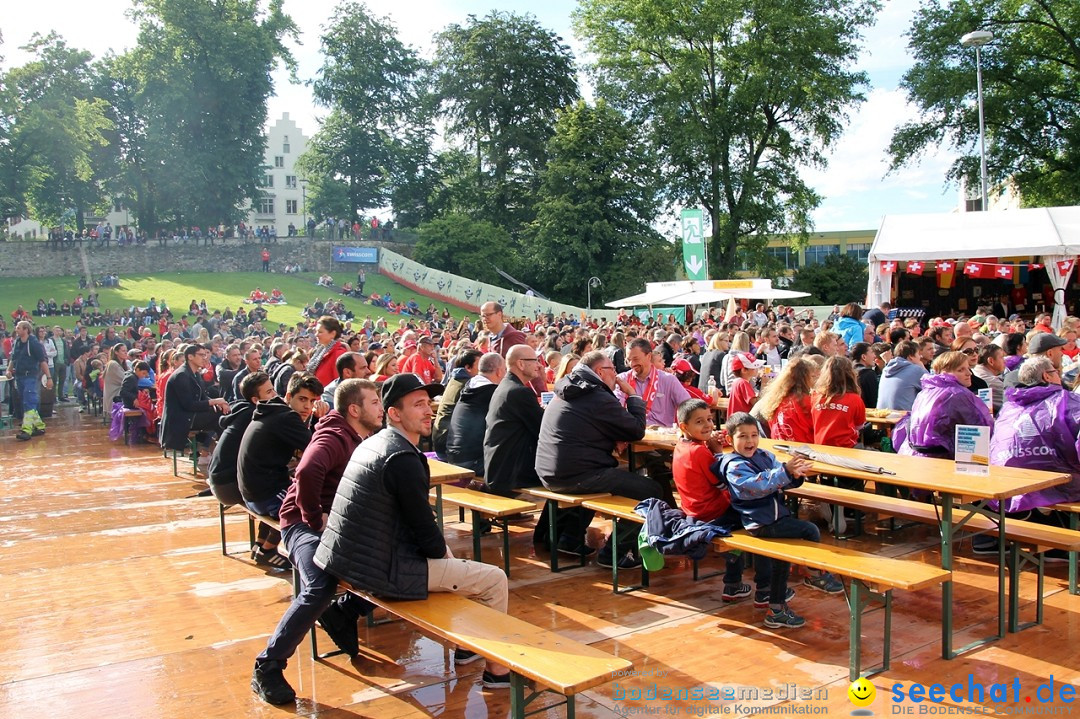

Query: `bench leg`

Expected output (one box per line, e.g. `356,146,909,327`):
609,517,648,594
219,504,228,555
510,673,527,719
190,436,199,477
1068,513,1079,596
847,579,891,681
172,449,179,476
470,509,484,565
500,518,512,578
248,514,257,549
1007,544,1045,633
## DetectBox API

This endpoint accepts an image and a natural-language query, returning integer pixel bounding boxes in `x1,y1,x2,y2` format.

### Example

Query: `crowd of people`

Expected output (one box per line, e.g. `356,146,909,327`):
7,288,1080,706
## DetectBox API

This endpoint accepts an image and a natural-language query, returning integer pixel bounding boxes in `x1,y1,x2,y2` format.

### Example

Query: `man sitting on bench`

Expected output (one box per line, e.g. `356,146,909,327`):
315,374,512,689
251,379,385,705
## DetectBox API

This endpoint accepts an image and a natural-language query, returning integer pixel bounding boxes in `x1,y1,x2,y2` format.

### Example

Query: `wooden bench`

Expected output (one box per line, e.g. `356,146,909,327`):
517,487,611,573
430,485,535,576
788,482,1080,630
711,532,951,681
341,587,632,719
1047,501,1080,595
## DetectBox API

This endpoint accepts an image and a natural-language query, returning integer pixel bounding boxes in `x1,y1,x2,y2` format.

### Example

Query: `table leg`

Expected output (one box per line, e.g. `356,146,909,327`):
1069,513,1079,596
435,485,443,531
940,493,954,659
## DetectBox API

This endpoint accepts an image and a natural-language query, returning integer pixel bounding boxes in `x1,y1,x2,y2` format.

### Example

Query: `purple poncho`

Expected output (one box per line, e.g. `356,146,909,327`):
989,384,1080,512
895,373,994,459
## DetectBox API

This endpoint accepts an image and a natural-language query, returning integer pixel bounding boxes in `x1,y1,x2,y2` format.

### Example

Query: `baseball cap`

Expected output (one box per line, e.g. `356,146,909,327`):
1028,332,1068,355
381,373,442,409
369,342,384,350
670,358,697,374
402,339,418,350
730,352,765,372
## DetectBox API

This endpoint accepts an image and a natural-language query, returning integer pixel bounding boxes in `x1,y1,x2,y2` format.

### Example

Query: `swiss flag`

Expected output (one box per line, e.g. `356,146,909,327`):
936,261,954,274
995,264,1014,280
906,261,924,274
1029,263,1044,270
1057,259,1075,275
963,262,983,277
936,260,956,289
881,261,896,273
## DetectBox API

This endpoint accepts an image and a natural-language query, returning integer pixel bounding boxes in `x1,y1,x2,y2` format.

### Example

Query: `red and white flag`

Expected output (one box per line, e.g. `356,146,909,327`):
995,264,1014,280
1029,263,1044,270
963,262,983,277
1057,259,1075,275
880,261,896,273
936,261,954,274
906,261,924,274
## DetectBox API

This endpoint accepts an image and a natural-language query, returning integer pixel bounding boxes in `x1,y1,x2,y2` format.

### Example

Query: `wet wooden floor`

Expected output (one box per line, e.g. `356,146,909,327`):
2,406,1078,718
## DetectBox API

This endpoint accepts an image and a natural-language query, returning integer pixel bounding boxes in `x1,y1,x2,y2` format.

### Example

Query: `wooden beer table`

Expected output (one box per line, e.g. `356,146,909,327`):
429,458,476,530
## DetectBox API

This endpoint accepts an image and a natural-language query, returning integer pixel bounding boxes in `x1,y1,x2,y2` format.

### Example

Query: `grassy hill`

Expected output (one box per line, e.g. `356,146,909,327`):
0,271,472,331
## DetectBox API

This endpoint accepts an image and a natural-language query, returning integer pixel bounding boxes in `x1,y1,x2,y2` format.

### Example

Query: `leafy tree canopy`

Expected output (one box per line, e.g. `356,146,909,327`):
789,252,868,305
413,214,516,286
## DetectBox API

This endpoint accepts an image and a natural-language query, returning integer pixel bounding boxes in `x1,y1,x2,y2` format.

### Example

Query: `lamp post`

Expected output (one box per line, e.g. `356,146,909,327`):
960,29,993,212
587,276,602,311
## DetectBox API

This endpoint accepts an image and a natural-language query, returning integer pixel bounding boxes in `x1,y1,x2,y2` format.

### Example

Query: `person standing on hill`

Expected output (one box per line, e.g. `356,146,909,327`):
261,247,271,272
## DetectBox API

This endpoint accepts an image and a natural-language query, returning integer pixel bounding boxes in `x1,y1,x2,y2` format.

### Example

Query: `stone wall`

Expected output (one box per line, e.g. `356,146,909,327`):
0,238,408,278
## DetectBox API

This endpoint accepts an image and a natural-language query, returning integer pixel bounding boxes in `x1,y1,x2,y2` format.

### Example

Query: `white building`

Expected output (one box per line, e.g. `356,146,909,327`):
4,112,309,239
247,112,309,236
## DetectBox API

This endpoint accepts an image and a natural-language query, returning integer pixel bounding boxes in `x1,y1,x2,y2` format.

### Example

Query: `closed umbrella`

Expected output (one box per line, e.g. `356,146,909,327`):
772,444,897,476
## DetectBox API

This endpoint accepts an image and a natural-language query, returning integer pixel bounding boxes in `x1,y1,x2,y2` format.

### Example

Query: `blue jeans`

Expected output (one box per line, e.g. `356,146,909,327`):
257,523,339,664
245,486,288,519
749,515,820,605
15,374,39,413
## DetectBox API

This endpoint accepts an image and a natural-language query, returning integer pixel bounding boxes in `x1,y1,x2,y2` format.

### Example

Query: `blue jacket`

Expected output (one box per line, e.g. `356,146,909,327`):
836,316,866,350
715,448,802,531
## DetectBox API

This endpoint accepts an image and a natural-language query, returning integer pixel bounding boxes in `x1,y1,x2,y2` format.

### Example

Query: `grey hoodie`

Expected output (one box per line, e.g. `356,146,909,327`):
876,357,927,411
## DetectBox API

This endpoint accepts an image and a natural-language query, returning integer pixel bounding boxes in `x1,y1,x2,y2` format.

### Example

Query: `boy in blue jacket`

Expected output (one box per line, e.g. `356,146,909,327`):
715,412,844,629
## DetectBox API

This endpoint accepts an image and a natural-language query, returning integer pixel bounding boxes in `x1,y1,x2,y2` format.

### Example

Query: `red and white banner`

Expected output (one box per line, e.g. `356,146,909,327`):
880,261,896,274
995,264,1014,280
1057,259,1074,275
906,261,924,274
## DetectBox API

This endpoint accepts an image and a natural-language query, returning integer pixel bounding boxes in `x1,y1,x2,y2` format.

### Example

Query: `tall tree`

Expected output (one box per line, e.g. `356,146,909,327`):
413,214,516,286
888,0,1080,206
576,0,878,277
304,1,426,221
127,0,297,227
1,33,112,229
528,100,673,305
434,12,579,231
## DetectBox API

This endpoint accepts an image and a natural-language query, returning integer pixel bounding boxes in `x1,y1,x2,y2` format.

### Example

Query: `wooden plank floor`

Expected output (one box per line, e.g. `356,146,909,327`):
2,405,1078,717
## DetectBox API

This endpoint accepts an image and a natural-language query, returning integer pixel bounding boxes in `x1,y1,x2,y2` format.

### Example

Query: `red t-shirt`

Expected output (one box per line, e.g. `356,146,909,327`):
399,353,439,384
811,391,866,448
672,439,730,523
770,395,814,443
684,383,715,406
728,377,757,416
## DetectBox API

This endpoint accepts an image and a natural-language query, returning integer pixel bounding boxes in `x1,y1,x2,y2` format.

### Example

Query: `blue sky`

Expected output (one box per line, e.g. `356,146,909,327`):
5,0,963,232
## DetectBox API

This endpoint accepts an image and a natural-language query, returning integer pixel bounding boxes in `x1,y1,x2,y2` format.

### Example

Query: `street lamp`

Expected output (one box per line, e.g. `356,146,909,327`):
299,179,308,237
960,29,993,212
587,276,602,311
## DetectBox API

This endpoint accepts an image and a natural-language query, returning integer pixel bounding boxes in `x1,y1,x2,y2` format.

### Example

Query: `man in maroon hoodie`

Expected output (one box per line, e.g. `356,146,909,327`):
251,378,384,705
481,301,546,395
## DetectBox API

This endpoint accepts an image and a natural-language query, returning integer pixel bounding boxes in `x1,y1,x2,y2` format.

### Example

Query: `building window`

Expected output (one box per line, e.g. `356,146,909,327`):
767,245,795,271
285,175,297,189
283,142,290,153
965,198,984,212
258,198,275,215
274,156,284,168
286,200,298,214
846,243,871,262
259,174,274,188
802,244,840,266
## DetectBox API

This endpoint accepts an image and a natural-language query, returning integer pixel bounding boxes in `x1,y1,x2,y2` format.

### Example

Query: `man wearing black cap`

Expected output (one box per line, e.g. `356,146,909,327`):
1003,332,1066,390
314,373,511,689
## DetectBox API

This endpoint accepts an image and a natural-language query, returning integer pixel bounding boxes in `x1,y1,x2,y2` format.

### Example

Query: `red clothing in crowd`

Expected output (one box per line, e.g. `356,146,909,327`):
672,439,730,523
399,352,440,384
312,341,349,388
810,391,865,448
769,395,814,443
728,377,757,416
683,383,715,406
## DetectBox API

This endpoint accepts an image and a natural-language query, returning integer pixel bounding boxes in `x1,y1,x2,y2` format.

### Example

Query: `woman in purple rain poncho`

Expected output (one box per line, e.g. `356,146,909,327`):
894,351,994,459
989,356,1080,512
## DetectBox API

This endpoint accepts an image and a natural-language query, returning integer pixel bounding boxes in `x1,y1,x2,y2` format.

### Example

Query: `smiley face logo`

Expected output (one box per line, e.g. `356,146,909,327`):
848,677,876,708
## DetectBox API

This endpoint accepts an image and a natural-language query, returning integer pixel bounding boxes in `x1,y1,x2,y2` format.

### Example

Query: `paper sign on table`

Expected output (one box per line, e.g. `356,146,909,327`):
955,424,990,476
977,388,993,415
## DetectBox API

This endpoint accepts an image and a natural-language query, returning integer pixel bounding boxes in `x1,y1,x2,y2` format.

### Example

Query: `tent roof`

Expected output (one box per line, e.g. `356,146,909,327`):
606,286,809,308
868,206,1080,262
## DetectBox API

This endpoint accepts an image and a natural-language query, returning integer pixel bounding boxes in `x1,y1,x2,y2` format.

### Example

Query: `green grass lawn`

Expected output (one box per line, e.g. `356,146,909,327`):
0,271,472,331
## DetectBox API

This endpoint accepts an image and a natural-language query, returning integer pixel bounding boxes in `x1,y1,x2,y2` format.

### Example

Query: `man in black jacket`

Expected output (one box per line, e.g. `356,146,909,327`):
536,351,659,569
238,372,327,568
483,345,542,496
160,343,229,450
446,352,504,474
208,371,275,508
315,374,512,689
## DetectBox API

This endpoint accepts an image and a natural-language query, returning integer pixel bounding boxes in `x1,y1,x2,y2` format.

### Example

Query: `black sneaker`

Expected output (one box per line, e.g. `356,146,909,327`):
1043,548,1070,564
753,587,796,609
481,670,512,689
253,545,292,572
251,661,296,704
317,603,359,657
16,431,31,442
763,605,806,629
971,540,999,556
31,427,45,437
454,648,483,665
556,537,596,557
596,551,642,570
722,582,753,603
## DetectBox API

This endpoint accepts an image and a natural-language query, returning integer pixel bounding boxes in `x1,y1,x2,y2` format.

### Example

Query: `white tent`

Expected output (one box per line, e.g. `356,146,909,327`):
866,206,1080,328
606,279,808,308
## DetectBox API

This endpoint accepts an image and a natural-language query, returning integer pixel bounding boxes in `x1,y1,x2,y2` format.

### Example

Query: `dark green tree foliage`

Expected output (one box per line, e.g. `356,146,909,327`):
575,0,877,278
789,252,868,305
413,214,515,286
434,12,579,231
303,2,426,221
528,100,673,306
889,0,1080,206
128,0,297,227
1,33,111,229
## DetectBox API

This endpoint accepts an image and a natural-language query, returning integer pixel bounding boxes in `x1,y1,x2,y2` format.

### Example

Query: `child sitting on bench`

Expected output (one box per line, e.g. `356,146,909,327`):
716,412,844,630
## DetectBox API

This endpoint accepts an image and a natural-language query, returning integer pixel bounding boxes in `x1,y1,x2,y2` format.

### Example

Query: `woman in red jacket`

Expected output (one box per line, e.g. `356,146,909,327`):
758,356,823,443
307,316,349,388
811,356,866,449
